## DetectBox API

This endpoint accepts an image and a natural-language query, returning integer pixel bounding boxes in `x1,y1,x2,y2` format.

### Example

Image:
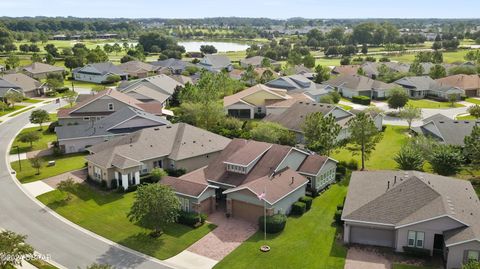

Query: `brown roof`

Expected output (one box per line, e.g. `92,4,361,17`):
332,65,360,75
161,173,211,197
436,74,480,90
264,101,354,132
223,84,287,107
225,140,272,166
297,155,329,175
265,92,313,108
135,101,164,115
22,62,64,75
1,73,42,93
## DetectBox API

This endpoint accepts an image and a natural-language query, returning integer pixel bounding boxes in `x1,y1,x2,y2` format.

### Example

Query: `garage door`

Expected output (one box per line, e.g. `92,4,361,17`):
465,89,478,97
231,199,264,223
350,226,395,247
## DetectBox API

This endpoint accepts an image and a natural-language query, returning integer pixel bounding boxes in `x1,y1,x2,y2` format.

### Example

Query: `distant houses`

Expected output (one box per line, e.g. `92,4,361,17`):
0,73,45,97
394,76,464,100
22,62,65,79
436,74,480,97
118,61,160,79
323,74,395,99
73,62,128,83
198,54,232,73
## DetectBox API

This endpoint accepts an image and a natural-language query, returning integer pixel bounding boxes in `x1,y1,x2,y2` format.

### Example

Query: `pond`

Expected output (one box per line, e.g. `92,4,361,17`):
178,41,250,52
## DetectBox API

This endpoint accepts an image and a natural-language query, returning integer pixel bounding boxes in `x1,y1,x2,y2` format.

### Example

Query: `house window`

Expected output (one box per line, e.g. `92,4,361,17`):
141,163,148,174
179,197,190,212
108,103,114,111
154,160,163,168
408,231,425,248
467,250,480,262
94,166,102,180
257,107,262,113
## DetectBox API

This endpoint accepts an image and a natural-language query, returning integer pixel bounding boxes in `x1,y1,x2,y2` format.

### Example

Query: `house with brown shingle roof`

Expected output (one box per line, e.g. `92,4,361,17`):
323,74,395,99
0,73,45,97
436,74,480,97
161,139,337,221
57,89,165,126
118,61,160,79
22,62,65,79
85,123,231,190
342,170,480,269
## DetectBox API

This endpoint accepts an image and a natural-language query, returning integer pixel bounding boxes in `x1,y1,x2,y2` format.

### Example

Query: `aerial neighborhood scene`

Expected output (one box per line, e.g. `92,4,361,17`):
2,1,480,269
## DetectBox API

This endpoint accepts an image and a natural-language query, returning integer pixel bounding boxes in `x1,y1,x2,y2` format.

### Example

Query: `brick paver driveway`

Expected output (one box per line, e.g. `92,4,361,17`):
187,211,257,261
43,168,87,188
345,246,391,269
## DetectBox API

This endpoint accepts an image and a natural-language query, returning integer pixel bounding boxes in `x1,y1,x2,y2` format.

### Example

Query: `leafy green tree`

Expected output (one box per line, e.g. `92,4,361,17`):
346,112,383,170
409,62,425,76
250,121,295,146
45,53,55,65
200,45,217,54
64,56,84,72
4,90,23,107
5,54,20,69
86,46,109,63
287,50,303,66
0,230,34,268
303,113,341,156
468,105,480,119
429,64,447,79
0,102,8,112
112,43,122,55
260,57,271,68
44,44,59,57
464,126,480,170
105,74,121,84
30,109,50,128
448,93,458,107
394,144,424,170
430,145,464,176
46,73,64,90
319,95,334,104
361,44,368,55
128,184,180,237
313,65,330,83
150,168,168,183
31,53,42,63
241,65,258,85
259,69,274,84
103,43,113,54
302,54,316,69
462,260,480,269
19,131,40,148
57,177,78,201
399,105,421,129
387,87,409,110
29,156,44,175
62,90,78,107
432,51,443,64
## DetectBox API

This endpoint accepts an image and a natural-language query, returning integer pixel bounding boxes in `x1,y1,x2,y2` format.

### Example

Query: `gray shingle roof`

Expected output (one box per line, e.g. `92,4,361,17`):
324,74,395,92
56,107,170,140
117,74,183,103
411,114,479,146
85,123,231,169
75,62,126,76
1,73,42,93
342,171,480,246
266,75,321,92
200,54,231,69
22,62,64,75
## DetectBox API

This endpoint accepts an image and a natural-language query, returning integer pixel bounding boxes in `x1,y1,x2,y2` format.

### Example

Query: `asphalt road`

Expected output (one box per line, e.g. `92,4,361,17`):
0,102,174,269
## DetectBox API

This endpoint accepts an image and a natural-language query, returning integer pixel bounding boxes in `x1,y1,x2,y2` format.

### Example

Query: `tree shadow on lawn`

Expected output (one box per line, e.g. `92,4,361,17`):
329,224,348,259
96,243,152,269
117,232,167,258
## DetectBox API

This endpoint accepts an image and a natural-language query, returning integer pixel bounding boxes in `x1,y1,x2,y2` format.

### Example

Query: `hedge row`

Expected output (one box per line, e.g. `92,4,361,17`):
352,95,371,105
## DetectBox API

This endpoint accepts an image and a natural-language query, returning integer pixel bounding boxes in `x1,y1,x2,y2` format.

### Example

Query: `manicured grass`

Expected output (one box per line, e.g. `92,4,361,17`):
37,184,216,260
215,184,347,269
11,153,87,183
315,57,341,67
23,98,43,104
456,115,477,120
466,97,480,105
8,106,35,117
332,125,409,170
49,113,58,122
0,105,26,117
29,259,59,269
407,99,464,109
338,104,353,111
10,126,57,154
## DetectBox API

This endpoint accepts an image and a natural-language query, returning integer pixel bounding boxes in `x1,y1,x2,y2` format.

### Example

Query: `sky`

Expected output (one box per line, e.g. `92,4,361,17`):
1,0,479,19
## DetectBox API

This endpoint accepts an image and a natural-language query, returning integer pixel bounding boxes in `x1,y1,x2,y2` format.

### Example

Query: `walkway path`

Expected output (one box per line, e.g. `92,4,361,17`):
186,212,257,261
344,247,390,269
22,169,87,197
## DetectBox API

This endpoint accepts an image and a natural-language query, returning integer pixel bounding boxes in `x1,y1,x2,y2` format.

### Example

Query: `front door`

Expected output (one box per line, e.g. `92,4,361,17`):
433,234,444,255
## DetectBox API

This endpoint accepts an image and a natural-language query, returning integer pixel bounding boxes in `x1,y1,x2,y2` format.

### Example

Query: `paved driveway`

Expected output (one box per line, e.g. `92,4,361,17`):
345,246,391,269
187,211,257,261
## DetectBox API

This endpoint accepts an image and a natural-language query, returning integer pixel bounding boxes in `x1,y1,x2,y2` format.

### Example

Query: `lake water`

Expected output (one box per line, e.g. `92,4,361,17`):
178,41,250,52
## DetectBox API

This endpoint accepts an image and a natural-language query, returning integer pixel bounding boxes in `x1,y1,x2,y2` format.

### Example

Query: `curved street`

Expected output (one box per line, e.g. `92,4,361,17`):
0,102,174,269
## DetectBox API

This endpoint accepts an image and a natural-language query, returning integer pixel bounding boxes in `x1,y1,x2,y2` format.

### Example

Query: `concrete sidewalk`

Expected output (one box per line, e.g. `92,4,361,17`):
165,251,217,269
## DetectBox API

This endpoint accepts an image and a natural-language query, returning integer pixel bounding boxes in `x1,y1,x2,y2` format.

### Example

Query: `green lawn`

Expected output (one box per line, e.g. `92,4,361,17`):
456,115,477,120
8,106,35,117
0,105,26,117
338,104,353,111
215,184,347,269
407,99,464,109
332,125,409,170
29,259,59,269
11,153,87,183
23,98,43,104
37,184,216,260
10,126,57,154
466,98,480,105
49,113,58,122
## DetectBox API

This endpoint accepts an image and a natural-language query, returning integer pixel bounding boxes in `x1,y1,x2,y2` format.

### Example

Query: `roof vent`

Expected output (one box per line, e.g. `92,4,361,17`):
154,127,160,131
166,125,172,129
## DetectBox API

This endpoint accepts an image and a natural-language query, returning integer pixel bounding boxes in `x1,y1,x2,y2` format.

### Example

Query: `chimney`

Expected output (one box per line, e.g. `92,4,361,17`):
387,181,390,190
291,177,294,185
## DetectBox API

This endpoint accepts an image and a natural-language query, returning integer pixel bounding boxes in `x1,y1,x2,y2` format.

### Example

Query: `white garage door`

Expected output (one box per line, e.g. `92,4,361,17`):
350,226,395,247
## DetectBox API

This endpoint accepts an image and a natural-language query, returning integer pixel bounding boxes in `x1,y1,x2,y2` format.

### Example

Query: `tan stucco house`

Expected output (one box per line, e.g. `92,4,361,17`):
342,171,480,269
85,123,231,189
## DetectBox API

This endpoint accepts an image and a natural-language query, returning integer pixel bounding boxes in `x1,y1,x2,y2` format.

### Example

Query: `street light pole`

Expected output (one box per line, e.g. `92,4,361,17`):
15,146,21,171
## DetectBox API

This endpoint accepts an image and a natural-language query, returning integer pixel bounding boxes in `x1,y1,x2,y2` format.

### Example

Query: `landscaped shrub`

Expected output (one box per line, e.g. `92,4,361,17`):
100,180,108,190
55,87,70,94
339,160,358,171
177,211,204,227
352,95,371,105
334,209,343,224
291,201,306,215
259,213,287,234
116,186,125,193
110,179,118,190
126,185,138,193
299,196,313,211
166,168,187,177
48,121,60,133
348,159,359,170
402,246,431,257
